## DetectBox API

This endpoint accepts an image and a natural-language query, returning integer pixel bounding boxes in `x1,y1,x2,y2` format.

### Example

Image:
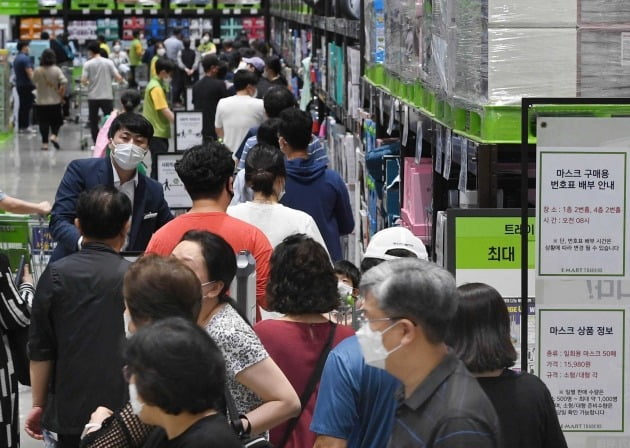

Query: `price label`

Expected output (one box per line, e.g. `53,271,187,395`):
104,9,112,14
401,104,409,146
135,9,142,14
197,8,204,14
124,8,131,14
378,90,384,125
251,8,258,14
442,128,452,180
174,8,182,14
233,8,241,14
222,8,230,14
415,121,423,163
458,139,468,192
150,8,158,14
50,8,57,14
387,99,396,136
82,8,89,14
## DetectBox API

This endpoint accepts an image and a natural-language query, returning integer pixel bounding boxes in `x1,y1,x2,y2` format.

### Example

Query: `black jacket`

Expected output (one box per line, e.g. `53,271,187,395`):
28,243,130,435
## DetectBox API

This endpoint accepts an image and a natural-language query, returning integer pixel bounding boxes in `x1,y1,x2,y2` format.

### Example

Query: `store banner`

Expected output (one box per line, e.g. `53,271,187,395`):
535,116,630,448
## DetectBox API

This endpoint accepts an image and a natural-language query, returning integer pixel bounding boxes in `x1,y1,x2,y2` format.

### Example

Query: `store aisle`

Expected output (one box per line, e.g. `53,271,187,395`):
0,123,88,203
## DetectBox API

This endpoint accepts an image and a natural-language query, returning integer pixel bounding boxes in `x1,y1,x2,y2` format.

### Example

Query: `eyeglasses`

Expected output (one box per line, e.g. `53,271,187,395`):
356,310,416,327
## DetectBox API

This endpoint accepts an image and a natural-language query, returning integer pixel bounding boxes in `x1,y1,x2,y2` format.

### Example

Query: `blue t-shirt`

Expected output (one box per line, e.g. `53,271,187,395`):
14,53,34,88
310,336,399,448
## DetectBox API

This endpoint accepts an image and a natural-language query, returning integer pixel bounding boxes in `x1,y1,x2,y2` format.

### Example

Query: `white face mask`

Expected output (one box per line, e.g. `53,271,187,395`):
128,383,144,415
157,48,166,57
356,320,402,370
113,45,121,53
338,281,353,298
250,88,258,98
201,36,210,44
112,142,146,171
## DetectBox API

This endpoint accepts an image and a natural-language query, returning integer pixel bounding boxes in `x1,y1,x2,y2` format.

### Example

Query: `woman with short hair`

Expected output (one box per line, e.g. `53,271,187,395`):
254,234,355,448
227,143,327,250
32,48,67,150
124,317,240,447
446,283,568,448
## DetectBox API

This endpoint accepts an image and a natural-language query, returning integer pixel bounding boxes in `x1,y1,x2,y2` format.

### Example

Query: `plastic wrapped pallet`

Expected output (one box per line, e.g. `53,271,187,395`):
447,27,577,106
579,0,630,25
400,0,424,83
578,29,630,97
484,0,576,27
423,0,450,93
364,0,385,66
384,0,403,78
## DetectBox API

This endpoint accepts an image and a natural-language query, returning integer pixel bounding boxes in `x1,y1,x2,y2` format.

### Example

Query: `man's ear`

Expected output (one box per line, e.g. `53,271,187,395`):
74,217,82,233
121,218,132,237
400,319,419,346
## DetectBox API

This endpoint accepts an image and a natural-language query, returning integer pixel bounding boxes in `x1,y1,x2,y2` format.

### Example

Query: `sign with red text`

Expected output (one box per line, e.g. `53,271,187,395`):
538,308,625,432
537,151,627,277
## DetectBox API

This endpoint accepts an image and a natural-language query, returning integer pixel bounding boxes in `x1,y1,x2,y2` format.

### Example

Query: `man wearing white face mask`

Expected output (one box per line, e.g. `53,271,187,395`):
358,259,501,448
143,58,176,180
311,226,424,448
49,113,173,261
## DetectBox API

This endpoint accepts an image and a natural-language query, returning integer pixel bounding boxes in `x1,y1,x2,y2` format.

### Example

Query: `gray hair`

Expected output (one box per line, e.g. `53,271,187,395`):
360,258,458,343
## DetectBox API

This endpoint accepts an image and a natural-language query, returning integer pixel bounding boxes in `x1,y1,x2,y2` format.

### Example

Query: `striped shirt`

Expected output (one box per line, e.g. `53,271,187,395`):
388,353,501,448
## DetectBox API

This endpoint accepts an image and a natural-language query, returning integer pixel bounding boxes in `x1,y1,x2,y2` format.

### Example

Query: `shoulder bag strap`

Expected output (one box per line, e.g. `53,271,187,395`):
277,323,338,448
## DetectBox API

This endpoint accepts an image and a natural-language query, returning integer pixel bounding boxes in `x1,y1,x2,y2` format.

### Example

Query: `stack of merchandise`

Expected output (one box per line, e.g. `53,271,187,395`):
68,20,98,43
42,18,66,39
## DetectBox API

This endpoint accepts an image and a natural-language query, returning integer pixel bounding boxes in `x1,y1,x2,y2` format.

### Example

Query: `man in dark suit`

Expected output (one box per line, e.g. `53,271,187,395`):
49,113,173,261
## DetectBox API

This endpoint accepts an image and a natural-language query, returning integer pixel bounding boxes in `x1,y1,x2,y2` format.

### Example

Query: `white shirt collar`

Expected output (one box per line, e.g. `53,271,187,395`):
110,157,139,188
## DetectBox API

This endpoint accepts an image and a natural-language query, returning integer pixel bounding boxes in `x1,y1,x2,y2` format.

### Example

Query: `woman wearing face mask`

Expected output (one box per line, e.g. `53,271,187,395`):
254,234,355,448
227,143,327,250
171,230,301,438
150,42,166,79
124,317,241,448
197,32,216,57
81,255,207,447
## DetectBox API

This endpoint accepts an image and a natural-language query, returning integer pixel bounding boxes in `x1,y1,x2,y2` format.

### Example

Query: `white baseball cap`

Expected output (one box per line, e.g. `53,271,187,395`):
363,227,428,261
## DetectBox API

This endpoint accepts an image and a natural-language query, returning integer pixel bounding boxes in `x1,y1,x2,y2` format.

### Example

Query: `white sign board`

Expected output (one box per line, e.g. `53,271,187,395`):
156,154,192,209
174,111,203,152
537,117,630,278
538,308,625,432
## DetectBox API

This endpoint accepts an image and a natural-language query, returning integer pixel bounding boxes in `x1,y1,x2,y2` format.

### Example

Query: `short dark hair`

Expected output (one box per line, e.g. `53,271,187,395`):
267,234,338,314
76,185,131,240
97,34,106,43
155,57,176,75
124,255,202,327
125,317,226,415
244,144,285,196
256,118,282,148
87,41,101,55
108,112,154,140
233,69,258,91
360,259,457,344
17,40,30,52
217,61,229,79
172,28,182,36
120,90,141,113
263,87,296,117
183,38,191,49
278,108,312,151
40,31,50,40
360,248,418,273
202,54,220,72
132,29,140,38
265,55,282,75
334,260,361,289
179,231,236,302
446,283,517,372
39,49,56,67
175,142,234,201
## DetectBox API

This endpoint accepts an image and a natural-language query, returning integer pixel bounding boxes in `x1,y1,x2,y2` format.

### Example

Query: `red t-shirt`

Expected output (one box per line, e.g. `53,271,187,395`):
254,320,355,448
145,212,272,309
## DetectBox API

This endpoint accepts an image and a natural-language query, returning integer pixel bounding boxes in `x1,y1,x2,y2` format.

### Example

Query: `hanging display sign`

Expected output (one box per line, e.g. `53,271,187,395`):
538,308,625,432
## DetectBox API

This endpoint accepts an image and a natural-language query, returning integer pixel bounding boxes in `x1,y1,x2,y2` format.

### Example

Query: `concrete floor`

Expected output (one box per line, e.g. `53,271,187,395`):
1,123,90,448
